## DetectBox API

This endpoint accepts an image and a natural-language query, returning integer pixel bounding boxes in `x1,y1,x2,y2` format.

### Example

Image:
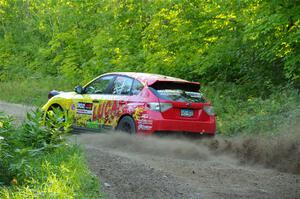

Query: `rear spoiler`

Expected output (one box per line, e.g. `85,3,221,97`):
149,80,200,91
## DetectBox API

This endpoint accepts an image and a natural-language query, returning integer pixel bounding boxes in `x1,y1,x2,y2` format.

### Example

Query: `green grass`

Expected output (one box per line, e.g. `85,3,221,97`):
0,146,101,199
0,76,74,106
0,111,102,198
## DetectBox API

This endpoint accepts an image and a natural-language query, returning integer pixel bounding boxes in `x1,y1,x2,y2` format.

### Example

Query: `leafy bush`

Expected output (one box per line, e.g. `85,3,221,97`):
0,111,101,198
0,114,14,185
0,146,101,199
204,83,300,136
0,109,70,184
23,108,72,149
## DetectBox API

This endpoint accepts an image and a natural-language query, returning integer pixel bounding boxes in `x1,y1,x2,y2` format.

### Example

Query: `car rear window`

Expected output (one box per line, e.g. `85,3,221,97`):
150,81,206,103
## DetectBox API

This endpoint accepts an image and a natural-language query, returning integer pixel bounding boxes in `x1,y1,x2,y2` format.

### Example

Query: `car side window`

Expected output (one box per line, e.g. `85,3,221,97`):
131,80,144,95
84,75,115,94
112,76,133,95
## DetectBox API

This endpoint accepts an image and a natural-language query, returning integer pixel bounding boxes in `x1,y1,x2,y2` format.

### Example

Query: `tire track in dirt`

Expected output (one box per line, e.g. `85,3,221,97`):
1,101,300,199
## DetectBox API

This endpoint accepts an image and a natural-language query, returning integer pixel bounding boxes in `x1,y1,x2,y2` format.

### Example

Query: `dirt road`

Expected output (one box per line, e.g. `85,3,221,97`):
1,101,299,199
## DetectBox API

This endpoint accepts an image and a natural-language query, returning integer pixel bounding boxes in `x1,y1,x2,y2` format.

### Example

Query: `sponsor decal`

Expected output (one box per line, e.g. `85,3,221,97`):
137,118,153,130
86,121,100,129
138,123,152,130
76,102,93,115
92,101,123,127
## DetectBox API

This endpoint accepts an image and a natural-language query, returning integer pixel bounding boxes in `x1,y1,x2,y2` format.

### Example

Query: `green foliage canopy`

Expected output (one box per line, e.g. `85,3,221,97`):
0,0,300,97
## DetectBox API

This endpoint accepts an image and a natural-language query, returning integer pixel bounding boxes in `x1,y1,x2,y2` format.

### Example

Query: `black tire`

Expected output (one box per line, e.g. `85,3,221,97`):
116,116,136,134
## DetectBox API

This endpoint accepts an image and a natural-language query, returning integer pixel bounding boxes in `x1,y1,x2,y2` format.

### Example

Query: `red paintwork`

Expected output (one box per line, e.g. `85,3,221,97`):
48,72,216,136
104,72,216,135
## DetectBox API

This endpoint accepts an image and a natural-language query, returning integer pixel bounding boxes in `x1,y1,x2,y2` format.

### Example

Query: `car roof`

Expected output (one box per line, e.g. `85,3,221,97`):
104,72,197,86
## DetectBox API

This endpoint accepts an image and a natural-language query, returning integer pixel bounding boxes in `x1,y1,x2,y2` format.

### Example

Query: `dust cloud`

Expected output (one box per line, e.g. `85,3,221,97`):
77,127,300,174
77,131,211,161
200,130,300,174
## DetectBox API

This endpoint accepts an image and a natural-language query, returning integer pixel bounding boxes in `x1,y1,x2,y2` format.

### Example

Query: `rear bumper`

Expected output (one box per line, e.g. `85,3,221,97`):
136,113,216,135
155,119,215,134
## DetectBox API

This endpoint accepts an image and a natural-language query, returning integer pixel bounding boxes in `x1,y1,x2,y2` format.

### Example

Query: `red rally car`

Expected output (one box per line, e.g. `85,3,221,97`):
42,72,216,136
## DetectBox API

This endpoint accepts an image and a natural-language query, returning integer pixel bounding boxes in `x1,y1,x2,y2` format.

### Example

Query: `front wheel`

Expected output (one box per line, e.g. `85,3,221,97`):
45,105,66,130
116,116,136,134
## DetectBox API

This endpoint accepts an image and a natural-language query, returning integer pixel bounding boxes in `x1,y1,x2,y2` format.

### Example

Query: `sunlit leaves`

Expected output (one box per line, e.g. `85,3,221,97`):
0,0,299,94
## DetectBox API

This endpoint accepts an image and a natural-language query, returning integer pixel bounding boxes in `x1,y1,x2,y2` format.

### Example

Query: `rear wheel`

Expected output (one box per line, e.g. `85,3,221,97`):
116,116,136,134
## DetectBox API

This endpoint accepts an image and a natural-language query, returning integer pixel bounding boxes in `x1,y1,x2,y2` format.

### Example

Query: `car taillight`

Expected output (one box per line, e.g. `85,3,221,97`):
203,105,215,116
160,103,173,112
148,103,172,112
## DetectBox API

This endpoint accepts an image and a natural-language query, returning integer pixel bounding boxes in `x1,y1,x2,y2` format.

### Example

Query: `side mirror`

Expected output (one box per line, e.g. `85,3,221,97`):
74,85,84,94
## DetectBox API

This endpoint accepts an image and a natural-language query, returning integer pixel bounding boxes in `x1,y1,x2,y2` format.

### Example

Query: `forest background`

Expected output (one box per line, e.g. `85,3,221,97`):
1,0,300,135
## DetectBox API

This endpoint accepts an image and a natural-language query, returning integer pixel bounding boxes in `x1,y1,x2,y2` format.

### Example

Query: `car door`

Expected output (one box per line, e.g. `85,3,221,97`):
101,75,134,128
74,75,115,129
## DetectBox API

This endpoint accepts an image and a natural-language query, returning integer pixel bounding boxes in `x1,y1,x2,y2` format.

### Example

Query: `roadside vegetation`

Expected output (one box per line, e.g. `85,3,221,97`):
0,0,299,135
204,84,300,136
0,111,101,198
0,1,299,196
0,76,72,106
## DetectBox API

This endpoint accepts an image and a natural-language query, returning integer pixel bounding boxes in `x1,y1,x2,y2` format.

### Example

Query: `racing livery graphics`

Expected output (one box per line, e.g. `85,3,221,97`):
42,72,216,135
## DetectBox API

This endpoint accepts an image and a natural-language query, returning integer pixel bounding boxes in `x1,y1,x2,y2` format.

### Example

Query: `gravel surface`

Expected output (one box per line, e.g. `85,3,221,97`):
0,101,35,123
76,133,300,199
1,101,300,199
